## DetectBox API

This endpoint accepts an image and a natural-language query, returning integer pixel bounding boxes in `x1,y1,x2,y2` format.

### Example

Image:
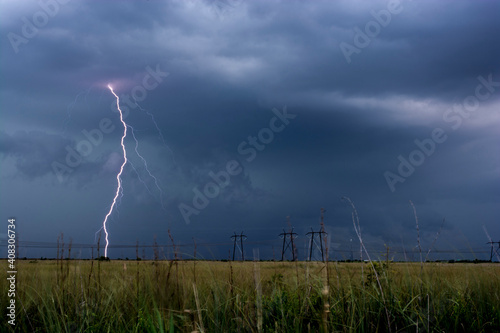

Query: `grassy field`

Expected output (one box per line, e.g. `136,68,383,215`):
1,259,499,332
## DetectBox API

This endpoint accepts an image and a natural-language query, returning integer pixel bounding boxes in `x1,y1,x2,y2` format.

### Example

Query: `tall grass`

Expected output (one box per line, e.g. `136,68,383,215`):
1,259,499,332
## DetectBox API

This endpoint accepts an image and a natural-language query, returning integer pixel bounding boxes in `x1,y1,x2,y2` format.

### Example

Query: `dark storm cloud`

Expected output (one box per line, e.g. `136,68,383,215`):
0,0,498,259
0,130,71,179
0,130,120,189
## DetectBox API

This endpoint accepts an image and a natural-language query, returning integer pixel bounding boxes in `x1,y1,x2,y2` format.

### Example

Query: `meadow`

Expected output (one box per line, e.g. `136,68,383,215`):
1,258,499,332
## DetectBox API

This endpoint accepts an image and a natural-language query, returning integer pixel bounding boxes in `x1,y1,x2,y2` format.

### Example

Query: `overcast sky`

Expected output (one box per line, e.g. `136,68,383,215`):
1,0,499,260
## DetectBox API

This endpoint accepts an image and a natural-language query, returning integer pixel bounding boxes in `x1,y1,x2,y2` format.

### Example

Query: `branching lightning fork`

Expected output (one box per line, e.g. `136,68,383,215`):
128,125,167,210
134,101,176,165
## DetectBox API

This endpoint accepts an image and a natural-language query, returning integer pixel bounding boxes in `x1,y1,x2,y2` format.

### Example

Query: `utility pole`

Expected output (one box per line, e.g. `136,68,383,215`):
307,228,315,261
306,227,328,261
231,232,247,261
279,227,298,261
487,241,500,262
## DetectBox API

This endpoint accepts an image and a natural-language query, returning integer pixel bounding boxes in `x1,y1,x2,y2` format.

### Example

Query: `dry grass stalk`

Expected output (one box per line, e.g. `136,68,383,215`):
253,249,263,333
193,282,205,333
228,251,234,301
425,218,445,262
321,262,330,332
168,229,181,309
193,238,197,285
343,196,392,332
409,200,424,274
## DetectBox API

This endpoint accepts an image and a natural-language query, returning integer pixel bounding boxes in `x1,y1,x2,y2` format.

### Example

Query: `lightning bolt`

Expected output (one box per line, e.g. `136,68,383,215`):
128,125,166,210
128,159,155,198
101,84,128,258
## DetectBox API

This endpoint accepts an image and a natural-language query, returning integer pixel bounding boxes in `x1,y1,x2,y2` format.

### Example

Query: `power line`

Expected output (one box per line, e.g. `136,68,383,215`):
0,239,496,261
